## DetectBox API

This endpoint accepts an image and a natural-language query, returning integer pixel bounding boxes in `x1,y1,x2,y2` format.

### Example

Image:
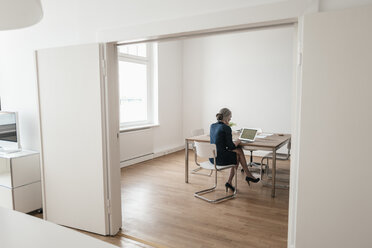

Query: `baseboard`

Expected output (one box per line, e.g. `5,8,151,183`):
119,145,278,168
153,145,184,158
120,145,185,168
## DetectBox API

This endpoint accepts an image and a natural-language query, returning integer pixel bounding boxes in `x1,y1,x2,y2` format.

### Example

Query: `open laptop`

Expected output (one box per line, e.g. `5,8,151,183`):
239,128,258,142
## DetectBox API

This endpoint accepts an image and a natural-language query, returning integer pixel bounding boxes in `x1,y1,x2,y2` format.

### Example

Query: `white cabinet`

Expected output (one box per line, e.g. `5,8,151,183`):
0,151,42,213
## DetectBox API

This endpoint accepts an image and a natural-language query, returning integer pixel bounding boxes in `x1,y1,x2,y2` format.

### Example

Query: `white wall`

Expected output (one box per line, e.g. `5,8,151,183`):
320,0,372,11
121,27,294,162
119,40,184,165
182,27,294,139
0,0,368,150
153,41,184,153
0,0,294,152
0,0,369,153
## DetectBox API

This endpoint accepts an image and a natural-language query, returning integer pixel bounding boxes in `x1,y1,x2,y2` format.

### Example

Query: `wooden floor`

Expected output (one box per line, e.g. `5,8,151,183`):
119,150,289,248
33,150,290,248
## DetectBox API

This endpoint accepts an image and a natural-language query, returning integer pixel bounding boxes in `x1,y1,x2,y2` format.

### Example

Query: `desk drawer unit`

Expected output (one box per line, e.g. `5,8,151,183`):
0,152,42,213
13,181,42,213
11,154,41,187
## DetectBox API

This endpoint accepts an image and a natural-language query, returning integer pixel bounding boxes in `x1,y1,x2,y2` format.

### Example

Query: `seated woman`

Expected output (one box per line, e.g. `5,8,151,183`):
210,108,259,192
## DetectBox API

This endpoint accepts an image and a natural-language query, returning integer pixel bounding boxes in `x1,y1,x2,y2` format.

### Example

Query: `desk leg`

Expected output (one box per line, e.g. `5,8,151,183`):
271,149,277,198
185,139,189,183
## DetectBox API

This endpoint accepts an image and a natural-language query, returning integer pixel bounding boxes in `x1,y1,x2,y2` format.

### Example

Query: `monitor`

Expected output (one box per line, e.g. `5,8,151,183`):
0,112,21,152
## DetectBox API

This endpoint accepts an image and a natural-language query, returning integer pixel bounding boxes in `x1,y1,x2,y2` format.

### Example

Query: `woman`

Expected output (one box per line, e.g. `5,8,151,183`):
210,108,259,192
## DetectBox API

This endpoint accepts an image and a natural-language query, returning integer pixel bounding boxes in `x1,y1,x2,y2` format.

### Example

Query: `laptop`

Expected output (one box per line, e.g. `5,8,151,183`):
239,128,258,142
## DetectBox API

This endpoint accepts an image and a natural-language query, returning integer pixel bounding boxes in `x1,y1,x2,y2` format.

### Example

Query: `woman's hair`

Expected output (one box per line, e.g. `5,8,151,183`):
216,108,232,122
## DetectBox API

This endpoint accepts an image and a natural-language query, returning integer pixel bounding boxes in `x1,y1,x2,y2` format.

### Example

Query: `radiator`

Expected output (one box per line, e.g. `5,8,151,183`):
119,128,154,162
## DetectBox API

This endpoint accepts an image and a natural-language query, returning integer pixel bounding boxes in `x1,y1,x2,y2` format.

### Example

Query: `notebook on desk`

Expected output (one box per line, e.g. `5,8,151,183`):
239,128,258,142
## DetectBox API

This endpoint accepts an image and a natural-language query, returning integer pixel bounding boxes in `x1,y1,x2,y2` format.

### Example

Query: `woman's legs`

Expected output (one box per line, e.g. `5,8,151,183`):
227,147,256,184
227,165,237,184
235,147,256,179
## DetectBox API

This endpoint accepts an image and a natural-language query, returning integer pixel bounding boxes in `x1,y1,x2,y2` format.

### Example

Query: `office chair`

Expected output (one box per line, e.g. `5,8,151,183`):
193,142,237,203
191,128,213,176
260,140,291,188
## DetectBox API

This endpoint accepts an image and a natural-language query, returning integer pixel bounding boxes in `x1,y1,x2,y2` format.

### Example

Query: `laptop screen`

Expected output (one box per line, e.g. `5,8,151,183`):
240,128,257,140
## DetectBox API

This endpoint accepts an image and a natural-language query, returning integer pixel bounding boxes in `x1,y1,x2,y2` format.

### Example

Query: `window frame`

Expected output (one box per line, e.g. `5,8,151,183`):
118,43,155,130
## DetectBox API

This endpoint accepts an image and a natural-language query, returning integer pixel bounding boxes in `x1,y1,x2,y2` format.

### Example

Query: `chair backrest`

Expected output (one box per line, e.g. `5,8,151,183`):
191,128,204,136
195,142,216,159
191,129,205,150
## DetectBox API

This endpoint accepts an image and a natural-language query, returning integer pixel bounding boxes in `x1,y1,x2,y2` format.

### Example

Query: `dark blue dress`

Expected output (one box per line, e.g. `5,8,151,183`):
209,121,237,165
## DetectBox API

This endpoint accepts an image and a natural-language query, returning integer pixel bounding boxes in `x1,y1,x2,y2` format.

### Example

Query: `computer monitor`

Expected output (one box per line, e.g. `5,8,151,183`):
0,111,21,152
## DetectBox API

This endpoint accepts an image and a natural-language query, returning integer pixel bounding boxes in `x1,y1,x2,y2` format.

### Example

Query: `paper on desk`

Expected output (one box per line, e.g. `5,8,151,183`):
256,135,267,138
261,133,273,136
256,133,273,139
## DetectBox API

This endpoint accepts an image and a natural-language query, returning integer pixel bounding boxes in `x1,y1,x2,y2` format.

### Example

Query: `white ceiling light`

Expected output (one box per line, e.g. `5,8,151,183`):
0,0,43,30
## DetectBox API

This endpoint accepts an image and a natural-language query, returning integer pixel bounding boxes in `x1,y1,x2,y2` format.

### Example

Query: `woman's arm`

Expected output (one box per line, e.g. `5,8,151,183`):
225,126,237,150
234,139,241,147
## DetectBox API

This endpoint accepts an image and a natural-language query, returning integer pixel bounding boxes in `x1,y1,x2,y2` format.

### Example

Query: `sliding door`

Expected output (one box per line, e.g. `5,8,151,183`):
36,43,121,235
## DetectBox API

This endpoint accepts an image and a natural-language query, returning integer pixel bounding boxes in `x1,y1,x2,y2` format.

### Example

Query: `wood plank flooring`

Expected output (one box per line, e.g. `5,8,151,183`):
32,150,290,248
120,150,289,248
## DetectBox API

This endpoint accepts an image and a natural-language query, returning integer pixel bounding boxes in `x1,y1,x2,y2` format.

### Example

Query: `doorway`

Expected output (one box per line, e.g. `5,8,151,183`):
115,23,299,247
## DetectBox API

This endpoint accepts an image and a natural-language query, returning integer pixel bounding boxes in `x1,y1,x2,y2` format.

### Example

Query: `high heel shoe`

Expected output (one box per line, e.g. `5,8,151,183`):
225,182,235,192
245,176,260,186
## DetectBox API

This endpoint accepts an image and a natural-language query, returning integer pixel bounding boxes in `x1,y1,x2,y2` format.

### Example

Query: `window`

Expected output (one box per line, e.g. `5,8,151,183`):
118,43,157,129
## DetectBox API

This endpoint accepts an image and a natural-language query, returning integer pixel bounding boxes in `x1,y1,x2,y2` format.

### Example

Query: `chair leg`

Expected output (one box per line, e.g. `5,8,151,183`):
242,151,261,173
234,166,237,193
260,158,289,189
194,168,237,203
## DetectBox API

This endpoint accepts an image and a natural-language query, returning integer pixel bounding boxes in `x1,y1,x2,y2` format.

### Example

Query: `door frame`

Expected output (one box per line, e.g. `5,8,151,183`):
98,1,319,247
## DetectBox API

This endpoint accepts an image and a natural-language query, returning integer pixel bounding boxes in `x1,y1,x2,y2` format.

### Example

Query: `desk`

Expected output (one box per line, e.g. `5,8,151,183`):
185,133,291,197
0,207,117,248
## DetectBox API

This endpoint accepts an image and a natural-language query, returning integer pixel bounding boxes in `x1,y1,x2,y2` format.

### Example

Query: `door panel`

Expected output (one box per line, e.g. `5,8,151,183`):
297,5,372,248
36,44,109,235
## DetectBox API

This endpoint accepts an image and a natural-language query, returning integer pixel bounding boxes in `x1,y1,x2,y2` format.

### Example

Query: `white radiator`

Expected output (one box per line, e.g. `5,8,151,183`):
119,128,154,163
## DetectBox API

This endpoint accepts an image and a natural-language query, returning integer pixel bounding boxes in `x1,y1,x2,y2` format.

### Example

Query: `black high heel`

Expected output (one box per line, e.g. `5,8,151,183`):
225,182,235,192
245,176,260,186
